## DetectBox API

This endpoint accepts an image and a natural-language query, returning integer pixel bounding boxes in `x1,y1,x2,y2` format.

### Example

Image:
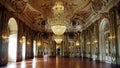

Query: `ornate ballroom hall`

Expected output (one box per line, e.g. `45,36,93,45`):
0,0,120,68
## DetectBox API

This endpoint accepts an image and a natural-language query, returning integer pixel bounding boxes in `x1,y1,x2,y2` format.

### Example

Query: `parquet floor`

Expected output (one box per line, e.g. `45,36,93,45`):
0,56,112,68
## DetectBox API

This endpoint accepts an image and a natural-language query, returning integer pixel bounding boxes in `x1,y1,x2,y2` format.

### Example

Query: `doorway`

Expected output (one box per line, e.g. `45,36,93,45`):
99,18,111,63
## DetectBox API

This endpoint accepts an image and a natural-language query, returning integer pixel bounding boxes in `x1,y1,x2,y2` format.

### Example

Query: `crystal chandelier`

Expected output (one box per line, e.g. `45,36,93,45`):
48,0,69,35
55,38,63,44
52,1,64,15
54,35,63,44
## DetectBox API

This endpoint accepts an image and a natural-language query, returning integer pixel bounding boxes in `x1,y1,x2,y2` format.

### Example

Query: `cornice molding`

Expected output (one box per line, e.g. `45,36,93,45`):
82,0,120,31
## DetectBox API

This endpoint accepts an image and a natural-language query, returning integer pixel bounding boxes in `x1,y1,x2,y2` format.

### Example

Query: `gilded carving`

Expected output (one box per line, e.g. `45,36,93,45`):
12,0,27,13
91,0,104,12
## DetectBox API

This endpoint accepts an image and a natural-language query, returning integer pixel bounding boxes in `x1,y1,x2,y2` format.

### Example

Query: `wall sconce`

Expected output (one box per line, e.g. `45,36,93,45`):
76,41,79,46
27,41,30,45
2,35,8,39
37,42,41,46
109,35,115,40
19,39,23,43
94,40,98,43
22,36,25,39
87,42,90,45
69,46,71,49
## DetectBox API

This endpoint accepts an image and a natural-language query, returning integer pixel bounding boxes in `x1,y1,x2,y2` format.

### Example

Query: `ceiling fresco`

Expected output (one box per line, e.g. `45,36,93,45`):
0,0,117,32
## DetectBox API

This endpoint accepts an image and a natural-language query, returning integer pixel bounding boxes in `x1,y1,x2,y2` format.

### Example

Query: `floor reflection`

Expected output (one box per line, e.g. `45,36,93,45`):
21,61,26,68
32,58,36,68
0,57,112,68
7,63,16,68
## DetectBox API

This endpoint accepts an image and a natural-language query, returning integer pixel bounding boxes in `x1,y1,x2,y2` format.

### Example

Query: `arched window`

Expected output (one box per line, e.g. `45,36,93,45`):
8,17,18,62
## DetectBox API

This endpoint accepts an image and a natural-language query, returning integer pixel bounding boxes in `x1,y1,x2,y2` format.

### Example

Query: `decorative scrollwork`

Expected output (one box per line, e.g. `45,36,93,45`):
12,0,27,13
91,0,104,12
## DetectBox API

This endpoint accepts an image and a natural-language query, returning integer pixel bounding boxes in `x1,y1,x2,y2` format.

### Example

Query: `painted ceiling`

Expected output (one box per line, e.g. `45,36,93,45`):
0,0,115,32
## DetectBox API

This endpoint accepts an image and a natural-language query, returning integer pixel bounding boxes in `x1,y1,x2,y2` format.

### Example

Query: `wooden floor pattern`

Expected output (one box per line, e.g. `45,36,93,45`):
1,57,112,68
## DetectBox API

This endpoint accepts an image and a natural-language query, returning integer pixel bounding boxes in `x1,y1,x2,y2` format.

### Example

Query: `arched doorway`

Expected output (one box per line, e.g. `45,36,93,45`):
56,45,60,56
99,18,111,63
8,17,18,62
43,43,48,57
